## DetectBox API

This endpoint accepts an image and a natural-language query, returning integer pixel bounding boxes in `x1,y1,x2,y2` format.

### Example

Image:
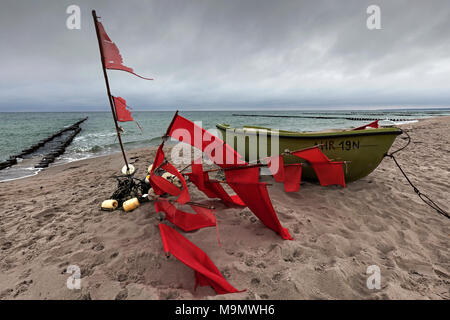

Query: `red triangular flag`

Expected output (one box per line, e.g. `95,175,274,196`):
311,162,346,187
224,166,260,183
149,144,191,203
267,155,285,182
292,147,345,187
283,164,302,192
158,224,244,294
225,168,293,240
155,200,216,232
353,120,379,131
167,114,246,168
112,96,133,122
96,21,153,80
186,161,245,207
292,146,330,163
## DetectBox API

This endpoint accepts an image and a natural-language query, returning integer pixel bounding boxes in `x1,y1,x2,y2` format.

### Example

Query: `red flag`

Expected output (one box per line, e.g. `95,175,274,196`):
292,146,330,163
353,120,379,131
283,164,302,192
149,144,190,204
150,144,165,175
186,161,245,207
167,114,246,168
225,168,293,240
158,224,244,294
96,21,153,80
224,166,260,183
112,96,133,122
292,146,345,187
155,200,216,232
267,155,285,182
161,161,191,204
311,162,346,187
150,175,181,196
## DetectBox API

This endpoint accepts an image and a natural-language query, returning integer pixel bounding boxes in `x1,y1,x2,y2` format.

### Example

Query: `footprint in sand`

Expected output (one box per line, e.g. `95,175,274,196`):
250,278,261,286
115,289,128,300
92,244,104,251
13,279,33,298
0,288,13,299
1,241,12,251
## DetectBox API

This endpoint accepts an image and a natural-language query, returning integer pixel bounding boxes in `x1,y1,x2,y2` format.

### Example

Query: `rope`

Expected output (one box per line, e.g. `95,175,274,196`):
389,129,411,156
111,172,148,207
385,130,449,220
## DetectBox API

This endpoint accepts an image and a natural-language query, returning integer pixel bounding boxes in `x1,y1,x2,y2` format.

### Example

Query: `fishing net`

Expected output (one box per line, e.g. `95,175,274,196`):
110,172,149,207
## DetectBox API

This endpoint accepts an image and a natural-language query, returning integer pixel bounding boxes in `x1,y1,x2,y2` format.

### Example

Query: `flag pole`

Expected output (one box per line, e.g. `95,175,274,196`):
92,10,130,172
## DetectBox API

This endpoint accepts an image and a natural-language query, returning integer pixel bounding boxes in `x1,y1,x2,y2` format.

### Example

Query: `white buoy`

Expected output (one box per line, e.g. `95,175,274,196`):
162,172,175,180
121,164,135,175
101,199,118,211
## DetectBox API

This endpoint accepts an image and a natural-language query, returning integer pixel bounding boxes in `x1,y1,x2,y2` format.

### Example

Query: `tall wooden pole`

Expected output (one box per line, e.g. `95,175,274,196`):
92,10,130,172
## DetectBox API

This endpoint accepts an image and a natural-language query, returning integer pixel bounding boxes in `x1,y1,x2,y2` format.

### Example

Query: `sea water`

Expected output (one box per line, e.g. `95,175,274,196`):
1,109,449,181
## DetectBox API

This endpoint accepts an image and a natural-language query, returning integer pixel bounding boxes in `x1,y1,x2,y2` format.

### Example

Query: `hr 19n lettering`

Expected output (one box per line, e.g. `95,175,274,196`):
315,140,360,151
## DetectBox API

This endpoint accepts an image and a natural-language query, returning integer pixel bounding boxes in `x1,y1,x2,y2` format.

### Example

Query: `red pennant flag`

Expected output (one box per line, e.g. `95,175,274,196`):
155,200,216,232
225,168,293,240
189,161,207,191
186,162,245,207
96,21,153,80
310,162,346,187
150,175,181,196
353,120,379,131
292,146,330,163
167,114,246,168
283,164,302,192
150,144,165,175
159,224,244,294
149,144,191,204
224,166,260,183
112,96,133,122
148,144,166,195
161,161,191,204
267,155,285,182
292,147,345,187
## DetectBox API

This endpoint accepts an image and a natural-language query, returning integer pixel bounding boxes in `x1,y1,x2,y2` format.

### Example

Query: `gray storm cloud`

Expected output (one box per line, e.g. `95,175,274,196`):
0,0,449,111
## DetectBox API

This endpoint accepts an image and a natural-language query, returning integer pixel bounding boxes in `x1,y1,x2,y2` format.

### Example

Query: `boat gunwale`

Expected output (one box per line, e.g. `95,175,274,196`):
216,123,403,139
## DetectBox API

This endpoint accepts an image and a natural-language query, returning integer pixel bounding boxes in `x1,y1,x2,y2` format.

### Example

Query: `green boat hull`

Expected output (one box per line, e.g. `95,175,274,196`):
216,124,402,182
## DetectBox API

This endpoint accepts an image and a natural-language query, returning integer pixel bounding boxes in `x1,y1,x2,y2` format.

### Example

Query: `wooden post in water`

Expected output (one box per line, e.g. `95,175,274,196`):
92,10,130,172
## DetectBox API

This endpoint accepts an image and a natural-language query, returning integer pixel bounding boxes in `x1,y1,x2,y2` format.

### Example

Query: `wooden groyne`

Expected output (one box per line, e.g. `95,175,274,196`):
0,117,88,170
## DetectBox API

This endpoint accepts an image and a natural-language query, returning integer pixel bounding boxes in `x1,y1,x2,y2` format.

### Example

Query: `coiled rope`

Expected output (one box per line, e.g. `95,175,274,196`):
385,129,449,219
111,172,148,207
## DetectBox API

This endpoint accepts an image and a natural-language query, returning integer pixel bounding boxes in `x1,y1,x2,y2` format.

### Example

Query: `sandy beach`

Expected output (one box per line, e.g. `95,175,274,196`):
0,116,448,300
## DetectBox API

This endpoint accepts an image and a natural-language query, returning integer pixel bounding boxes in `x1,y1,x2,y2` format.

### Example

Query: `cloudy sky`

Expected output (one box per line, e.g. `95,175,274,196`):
1,0,449,111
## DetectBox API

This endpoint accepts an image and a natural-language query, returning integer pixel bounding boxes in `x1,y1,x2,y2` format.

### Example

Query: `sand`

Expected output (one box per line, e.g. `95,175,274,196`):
0,116,449,300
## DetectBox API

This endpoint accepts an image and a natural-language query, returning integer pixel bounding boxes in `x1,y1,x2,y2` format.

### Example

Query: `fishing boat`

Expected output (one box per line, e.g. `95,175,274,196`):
216,123,402,182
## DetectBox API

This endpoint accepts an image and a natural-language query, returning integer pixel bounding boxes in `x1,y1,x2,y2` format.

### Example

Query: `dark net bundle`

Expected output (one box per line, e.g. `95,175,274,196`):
110,172,149,207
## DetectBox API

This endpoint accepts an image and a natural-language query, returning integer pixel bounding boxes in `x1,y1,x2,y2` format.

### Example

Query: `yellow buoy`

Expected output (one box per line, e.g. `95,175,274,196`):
101,199,118,211
123,197,140,212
